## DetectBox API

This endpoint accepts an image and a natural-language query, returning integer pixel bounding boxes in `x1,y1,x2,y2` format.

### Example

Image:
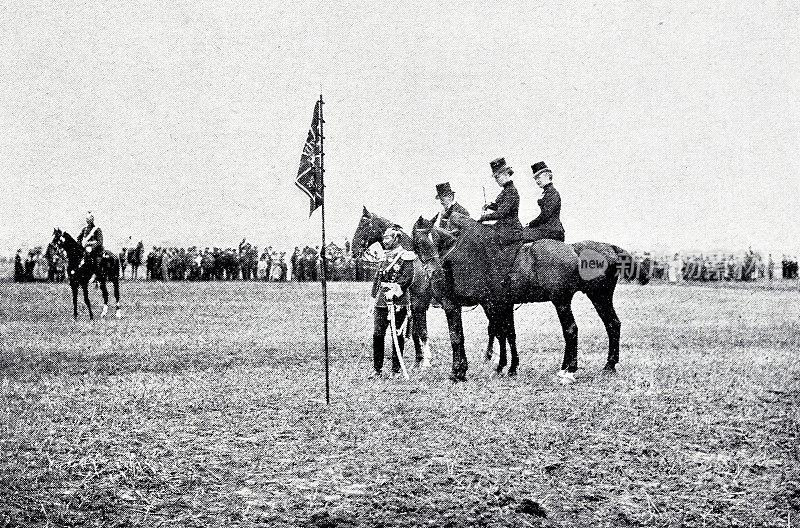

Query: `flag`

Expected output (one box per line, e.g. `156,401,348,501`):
296,100,323,215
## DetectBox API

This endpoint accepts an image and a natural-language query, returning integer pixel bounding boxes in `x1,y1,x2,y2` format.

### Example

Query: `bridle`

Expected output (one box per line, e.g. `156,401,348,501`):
412,226,447,281
355,213,381,257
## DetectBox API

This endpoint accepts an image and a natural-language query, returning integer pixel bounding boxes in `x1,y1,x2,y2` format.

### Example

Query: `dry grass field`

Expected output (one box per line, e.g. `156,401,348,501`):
1,279,798,527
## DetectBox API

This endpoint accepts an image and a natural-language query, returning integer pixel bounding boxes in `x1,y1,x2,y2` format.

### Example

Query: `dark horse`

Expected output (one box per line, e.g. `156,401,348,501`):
351,207,433,368
52,228,121,320
412,214,644,383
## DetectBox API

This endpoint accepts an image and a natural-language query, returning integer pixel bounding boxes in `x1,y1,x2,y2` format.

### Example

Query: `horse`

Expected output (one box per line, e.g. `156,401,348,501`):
412,214,645,382
351,207,433,368
51,228,122,320
127,242,144,280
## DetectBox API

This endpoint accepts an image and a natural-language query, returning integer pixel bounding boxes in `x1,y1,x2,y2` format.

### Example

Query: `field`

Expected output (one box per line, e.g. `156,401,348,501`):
1,280,798,527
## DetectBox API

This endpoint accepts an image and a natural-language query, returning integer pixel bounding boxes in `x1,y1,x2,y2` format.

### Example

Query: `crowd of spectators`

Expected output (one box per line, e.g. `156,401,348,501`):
13,245,66,283
130,240,380,282
627,250,799,283
11,239,799,286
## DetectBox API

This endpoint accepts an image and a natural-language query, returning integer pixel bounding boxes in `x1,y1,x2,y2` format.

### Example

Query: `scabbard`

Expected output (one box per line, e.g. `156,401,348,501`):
387,303,409,380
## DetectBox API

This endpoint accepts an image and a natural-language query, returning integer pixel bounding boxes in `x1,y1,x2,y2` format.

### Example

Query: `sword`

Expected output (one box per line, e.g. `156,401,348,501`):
387,302,409,380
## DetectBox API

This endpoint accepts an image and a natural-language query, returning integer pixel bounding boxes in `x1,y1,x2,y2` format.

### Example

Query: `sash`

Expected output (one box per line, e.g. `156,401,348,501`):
383,250,404,274
82,226,98,248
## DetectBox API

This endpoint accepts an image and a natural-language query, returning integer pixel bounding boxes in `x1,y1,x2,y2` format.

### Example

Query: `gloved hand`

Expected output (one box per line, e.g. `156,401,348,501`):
86,246,92,254
381,282,402,299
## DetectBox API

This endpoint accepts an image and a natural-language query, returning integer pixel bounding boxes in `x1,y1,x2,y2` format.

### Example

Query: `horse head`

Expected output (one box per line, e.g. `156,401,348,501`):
412,217,439,264
351,206,392,259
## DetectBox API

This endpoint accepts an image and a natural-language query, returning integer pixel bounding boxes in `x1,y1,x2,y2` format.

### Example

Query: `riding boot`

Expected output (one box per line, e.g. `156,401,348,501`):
372,335,385,373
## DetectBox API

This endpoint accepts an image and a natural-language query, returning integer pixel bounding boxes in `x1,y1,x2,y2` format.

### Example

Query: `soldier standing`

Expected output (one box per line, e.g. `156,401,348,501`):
369,226,415,378
14,250,24,282
526,162,566,242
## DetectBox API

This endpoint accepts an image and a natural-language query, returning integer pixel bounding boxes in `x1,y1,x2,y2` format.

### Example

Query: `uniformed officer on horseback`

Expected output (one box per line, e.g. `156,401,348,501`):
478,157,523,246
526,161,565,242
77,212,104,270
436,182,470,232
369,225,415,378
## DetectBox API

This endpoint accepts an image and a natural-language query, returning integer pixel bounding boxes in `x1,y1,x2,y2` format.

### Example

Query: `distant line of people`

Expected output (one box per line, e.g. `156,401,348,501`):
624,250,799,283
125,240,379,282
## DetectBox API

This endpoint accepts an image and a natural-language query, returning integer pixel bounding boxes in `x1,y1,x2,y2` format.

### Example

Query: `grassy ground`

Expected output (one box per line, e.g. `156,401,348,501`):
1,280,798,527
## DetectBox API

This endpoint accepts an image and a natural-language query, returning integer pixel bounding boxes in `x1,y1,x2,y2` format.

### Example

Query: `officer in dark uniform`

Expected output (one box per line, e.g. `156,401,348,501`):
14,250,24,282
436,182,470,232
370,225,415,378
478,157,523,246
526,161,565,242
77,212,104,270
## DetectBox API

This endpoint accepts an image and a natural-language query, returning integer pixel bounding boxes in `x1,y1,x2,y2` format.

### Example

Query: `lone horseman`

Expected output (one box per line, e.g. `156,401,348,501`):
435,182,470,231
478,158,523,247
369,225,415,379
526,161,565,242
77,212,104,274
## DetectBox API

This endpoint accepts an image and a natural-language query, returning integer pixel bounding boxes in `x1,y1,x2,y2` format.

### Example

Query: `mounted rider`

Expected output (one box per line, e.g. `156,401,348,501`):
370,225,415,378
525,161,566,242
435,182,470,232
77,212,104,270
478,157,523,247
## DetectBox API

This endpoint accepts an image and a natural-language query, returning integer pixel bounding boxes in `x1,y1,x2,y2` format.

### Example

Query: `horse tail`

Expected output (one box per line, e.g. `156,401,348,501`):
611,245,650,285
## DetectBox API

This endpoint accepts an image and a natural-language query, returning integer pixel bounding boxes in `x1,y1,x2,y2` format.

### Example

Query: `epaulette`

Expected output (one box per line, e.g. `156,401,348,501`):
400,250,416,261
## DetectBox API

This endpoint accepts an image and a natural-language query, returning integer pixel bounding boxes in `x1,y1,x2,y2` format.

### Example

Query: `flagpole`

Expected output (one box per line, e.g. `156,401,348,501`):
318,93,330,405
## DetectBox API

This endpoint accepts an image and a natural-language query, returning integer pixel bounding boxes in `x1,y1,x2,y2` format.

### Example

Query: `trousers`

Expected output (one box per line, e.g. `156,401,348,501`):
372,306,407,372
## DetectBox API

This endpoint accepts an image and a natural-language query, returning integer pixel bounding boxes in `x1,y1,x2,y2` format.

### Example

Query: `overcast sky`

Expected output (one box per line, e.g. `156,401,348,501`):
2,0,798,256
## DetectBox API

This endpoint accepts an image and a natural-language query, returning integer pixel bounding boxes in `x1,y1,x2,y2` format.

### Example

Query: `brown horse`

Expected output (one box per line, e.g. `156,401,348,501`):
412,214,642,382
52,228,121,320
351,207,433,368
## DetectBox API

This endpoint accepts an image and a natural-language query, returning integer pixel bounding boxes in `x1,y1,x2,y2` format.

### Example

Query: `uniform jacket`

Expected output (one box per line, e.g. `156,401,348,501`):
77,225,104,253
528,183,565,239
439,202,470,231
371,246,415,307
482,181,523,244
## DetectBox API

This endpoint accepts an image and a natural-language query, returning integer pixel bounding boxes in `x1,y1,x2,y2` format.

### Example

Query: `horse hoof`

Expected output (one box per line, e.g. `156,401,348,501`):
115,310,122,319
602,363,617,374
559,372,576,385
448,374,466,383
556,369,567,379
101,307,108,318
508,369,518,378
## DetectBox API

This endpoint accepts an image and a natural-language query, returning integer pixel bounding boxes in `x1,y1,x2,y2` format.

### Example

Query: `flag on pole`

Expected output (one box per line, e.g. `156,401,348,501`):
296,100,323,215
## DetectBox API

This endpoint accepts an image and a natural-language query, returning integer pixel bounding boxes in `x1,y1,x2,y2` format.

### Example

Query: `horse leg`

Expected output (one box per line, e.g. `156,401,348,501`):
72,284,79,320
554,301,578,383
99,278,109,318
496,331,507,375
479,305,494,362
507,308,519,377
411,305,431,369
83,282,93,320
485,334,495,362
587,291,621,373
114,278,121,318
443,301,467,381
